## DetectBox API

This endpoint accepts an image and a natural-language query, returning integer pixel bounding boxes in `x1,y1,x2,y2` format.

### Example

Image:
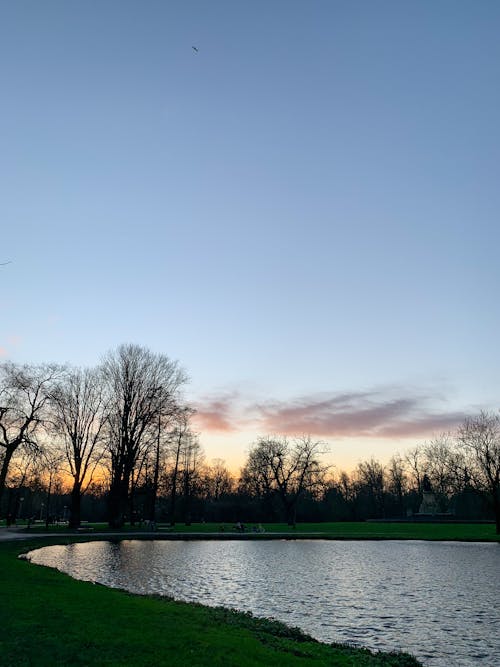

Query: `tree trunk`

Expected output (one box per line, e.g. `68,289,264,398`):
107,478,126,528
286,503,296,527
149,432,160,522
129,484,136,526
183,472,191,526
45,475,52,530
280,492,297,527
0,446,15,515
69,482,82,528
169,448,181,527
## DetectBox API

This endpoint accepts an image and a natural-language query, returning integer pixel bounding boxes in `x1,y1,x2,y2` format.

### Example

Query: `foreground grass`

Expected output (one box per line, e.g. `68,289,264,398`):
0,538,421,667
18,520,499,542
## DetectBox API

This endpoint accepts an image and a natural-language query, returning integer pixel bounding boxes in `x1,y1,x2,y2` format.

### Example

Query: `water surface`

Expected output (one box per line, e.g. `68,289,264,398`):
26,539,499,667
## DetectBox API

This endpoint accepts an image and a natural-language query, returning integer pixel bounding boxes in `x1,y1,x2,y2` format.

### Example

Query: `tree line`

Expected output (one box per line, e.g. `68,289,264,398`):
0,344,189,528
1,344,499,533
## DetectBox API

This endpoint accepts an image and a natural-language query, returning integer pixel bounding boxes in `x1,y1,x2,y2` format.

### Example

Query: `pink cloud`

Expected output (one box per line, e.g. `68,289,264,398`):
256,391,467,438
192,394,239,432
193,387,468,440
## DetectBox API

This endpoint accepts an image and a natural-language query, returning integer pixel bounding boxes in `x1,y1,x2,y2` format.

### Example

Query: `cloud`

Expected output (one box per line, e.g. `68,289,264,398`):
375,413,468,438
0,346,7,357
192,386,468,440
192,393,240,432
255,391,468,438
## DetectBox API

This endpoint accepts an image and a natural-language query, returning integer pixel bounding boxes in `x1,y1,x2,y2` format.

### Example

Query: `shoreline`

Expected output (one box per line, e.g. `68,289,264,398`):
1,536,423,666
2,527,499,544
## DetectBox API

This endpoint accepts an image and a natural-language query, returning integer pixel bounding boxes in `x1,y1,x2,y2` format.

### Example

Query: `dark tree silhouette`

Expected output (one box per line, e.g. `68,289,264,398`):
0,362,62,512
457,412,500,534
102,344,187,528
242,435,329,525
49,367,107,527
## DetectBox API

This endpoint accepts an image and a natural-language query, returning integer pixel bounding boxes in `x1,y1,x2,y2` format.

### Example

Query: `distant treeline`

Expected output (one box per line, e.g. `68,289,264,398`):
1,345,499,532
2,457,494,528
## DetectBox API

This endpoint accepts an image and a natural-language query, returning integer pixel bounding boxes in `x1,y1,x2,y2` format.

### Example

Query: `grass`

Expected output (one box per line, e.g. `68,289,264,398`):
155,521,499,542
0,537,422,666
1,520,493,664
16,520,499,542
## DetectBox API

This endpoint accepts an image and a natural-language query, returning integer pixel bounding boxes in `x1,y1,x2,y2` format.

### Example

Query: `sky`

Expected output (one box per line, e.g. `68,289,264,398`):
1,1,499,472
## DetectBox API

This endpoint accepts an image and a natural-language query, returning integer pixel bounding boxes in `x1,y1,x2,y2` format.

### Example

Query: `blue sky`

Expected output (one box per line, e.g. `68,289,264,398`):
1,1,499,470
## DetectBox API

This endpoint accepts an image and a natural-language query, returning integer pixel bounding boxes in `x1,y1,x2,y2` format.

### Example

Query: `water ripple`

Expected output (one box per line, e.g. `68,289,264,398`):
25,539,500,667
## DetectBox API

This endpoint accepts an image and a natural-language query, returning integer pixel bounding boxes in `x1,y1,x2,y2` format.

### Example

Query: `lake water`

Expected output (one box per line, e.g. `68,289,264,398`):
25,539,499,667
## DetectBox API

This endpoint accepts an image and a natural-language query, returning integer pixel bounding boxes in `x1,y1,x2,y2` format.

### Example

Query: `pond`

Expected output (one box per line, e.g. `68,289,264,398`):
25,539,499,667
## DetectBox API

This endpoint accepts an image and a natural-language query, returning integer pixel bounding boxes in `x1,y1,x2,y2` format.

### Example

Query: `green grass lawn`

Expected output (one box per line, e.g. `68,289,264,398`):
11,520,499,542
154,521,499,541
0,538,421,666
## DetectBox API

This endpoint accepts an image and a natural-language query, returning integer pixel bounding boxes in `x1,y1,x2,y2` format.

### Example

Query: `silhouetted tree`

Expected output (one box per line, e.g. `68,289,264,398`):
405,446,424,494
422,435,457,509
387,454,408,516
457,412,500,533
355,458,386,519
102,344,187,527
38,446,64,529
180,433,204,525
2,448,39,520
242,435,329,525
204,458,234,501
161,408,194,526
0,362,62,513
49,367,107,527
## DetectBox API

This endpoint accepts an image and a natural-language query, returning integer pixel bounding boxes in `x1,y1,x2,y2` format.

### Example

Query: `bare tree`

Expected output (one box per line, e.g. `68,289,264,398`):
405,446,425,493
145,403,193,524
3,448,39,522
338,470,355,504
37,445,65,529
420,433,475,514
180,433,204,525
242,435,330,525
49,367,107,527
355,458,386,518
0,362,62,513
457,411,500,534
162,408,195,526
204,458,234,500
102,344,187,528
387,454,408,513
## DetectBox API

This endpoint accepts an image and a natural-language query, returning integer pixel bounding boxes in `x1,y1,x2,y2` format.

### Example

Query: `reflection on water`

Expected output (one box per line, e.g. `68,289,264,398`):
26,540,499,667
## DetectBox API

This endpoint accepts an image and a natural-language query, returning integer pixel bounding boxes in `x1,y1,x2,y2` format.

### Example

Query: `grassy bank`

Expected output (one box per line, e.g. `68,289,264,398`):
16,520,500,541
157,521,499,541
0,538,421,667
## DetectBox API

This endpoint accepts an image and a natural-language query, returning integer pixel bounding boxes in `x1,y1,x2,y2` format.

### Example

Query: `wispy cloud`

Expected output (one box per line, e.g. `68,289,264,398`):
193,387,468,439
256,391,467,438
192,393,240,432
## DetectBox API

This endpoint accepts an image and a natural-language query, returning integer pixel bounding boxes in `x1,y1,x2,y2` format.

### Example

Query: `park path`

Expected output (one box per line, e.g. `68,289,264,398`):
0,527,252,541
0,527,68,541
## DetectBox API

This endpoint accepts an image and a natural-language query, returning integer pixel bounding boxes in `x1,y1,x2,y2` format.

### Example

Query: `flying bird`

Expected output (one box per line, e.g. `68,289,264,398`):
192,46,198,53
0,261,11,266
